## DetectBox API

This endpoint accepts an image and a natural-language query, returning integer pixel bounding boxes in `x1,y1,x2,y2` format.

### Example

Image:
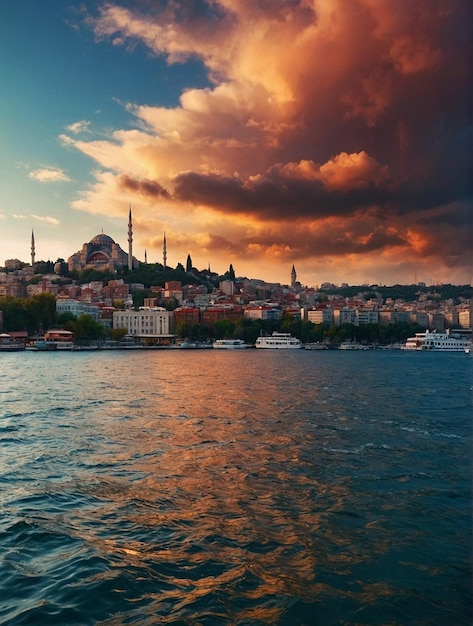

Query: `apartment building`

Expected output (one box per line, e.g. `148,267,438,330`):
113,307,174,339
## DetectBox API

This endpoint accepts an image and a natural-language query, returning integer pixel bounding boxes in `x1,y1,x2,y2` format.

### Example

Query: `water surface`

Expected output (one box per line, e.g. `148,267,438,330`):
0,350,471,624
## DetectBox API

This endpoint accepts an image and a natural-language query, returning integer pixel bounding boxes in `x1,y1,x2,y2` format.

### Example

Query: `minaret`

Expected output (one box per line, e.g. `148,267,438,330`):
291,264,297,289
31,230,36,269
186,253,193,273
144,249,147,264
128,206,133,271
163,232,167,268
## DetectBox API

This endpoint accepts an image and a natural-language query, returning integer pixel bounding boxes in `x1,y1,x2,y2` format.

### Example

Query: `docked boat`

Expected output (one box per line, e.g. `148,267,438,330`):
178,341,213,349
304,342,328,350
402,329,471,352
213,339,249,349
31,329,75,351
0,333,25,351
255,332,302,349
338,341,369,350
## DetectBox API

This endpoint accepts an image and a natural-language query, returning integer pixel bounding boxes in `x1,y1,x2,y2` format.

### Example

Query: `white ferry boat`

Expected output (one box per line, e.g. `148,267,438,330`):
31,329,75,351
255,332,302,349
213,339,249,349
0,333,25,351
402,329,471,352
338,341,369,350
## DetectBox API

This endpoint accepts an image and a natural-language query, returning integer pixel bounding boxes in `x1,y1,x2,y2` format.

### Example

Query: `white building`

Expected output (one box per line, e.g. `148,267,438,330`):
307,308,334,325
334,308,357,326
410,312,429,328
244,306,282,321
113,307,174,339
356,308,379,325
56,298,100,321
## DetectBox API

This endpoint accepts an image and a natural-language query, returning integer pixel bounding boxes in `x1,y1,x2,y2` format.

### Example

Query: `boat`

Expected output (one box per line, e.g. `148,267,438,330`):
304,342,328,350
255,332,302,349
31,329,75,351
213,339,249,349
402,329,472,352
0,333,25,351
338,341,369,350
178,341,213,349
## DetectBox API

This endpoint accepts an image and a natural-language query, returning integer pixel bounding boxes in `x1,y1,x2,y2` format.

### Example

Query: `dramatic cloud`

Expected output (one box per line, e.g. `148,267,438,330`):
63,0,471,284
28,168,71,183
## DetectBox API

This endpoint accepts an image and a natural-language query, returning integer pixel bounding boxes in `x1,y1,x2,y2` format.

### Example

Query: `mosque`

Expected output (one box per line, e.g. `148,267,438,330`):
67,207,139,273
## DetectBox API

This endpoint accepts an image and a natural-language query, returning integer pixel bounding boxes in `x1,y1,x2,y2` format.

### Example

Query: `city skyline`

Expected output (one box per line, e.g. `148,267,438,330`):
1,1,471,287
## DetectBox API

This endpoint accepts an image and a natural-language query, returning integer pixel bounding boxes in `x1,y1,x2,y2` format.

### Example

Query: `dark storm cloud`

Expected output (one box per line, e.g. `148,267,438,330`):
117,173,170,199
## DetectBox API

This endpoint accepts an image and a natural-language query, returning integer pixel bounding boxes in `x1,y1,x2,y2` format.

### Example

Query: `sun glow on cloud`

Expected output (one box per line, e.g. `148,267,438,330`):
59,0,471,285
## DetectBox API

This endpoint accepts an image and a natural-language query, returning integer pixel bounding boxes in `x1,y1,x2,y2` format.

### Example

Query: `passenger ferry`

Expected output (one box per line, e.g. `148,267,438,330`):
402,329,471,352
255,332,302,349
213,339,249,349
31,329,75,351
0,333,25,351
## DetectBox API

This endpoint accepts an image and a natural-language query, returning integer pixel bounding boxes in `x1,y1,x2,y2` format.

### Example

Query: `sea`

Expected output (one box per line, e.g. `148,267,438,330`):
0,348,471,625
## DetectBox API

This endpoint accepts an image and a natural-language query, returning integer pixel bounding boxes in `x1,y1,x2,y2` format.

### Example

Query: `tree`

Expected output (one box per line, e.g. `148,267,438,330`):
110,327,128,342
234,317,264,345
175,320,191,338
215,318,236,339
26,293,57,332
74,314,106,342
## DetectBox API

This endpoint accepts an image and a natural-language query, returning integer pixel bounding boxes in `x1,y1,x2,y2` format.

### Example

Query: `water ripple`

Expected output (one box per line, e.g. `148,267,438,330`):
0,350,471,625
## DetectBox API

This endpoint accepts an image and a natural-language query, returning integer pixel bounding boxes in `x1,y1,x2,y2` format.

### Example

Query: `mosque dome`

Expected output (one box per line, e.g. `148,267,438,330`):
90,233,116,246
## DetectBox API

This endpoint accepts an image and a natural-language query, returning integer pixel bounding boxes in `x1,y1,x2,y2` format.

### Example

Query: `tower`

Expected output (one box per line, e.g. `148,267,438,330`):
128,206,133,271
163,232,167,268
291,264,297,289
144,249,147,264
31,230,35,269
186,253,193,273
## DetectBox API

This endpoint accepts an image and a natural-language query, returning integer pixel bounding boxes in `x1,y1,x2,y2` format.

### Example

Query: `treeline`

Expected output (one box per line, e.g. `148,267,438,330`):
0,294,57,334
325,283,472,303
0,294,106,342
0,294,431,346
175,314,423,346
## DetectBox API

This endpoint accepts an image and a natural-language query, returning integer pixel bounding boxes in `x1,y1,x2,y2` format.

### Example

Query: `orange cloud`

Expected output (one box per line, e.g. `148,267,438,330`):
62,1,471,285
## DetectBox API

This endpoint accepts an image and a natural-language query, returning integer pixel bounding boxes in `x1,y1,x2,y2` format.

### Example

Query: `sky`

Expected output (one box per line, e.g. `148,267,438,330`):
0,0,471,287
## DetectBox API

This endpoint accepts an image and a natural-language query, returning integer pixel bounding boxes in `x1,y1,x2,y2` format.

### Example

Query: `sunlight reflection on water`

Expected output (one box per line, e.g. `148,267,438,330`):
0,349,471,625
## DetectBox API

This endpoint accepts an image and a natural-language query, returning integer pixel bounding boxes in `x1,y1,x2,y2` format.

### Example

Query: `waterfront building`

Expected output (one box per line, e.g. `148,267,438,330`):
334,308,357,326
307,308,334,325
201,306,244,328
113,307,174,340
356,308,379,325
244,306,282,321
458,309,471,328
428,313,445,331
443,310,459,328
56,299,100,321
410,312,429,328
174,307,201,326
